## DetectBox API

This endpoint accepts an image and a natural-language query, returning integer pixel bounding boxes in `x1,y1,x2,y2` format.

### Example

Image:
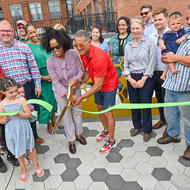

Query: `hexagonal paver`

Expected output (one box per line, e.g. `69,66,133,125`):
136,162,153,174
88,182,108,190
151,131,157,138
111,144,123,153
106,152,123,163
105,163,123,175
86,129,99,137
105,175,125,189
118,139,134,148
61,168,79,181
121,169,139,181
44,175,62,189
90,168,109,182
120,157,138,169
65,158,82,169
146,146,163,156
35,144,49,154
152,168,172,181
74,175,93,189
54,153,70,164
32,169,51,182
56,128,65,134
121,182,143,190
178,156,190,167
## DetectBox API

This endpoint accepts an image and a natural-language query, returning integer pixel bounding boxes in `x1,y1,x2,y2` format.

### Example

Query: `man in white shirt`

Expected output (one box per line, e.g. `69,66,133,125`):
149,8,169,130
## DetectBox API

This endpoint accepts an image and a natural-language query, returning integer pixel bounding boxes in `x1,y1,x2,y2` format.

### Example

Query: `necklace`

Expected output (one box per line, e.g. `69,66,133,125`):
131,42,142,62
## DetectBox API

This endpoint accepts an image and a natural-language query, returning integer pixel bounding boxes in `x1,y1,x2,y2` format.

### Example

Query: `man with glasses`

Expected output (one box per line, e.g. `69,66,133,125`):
0,20,43,166
72,30,119,153
16,20,28,43
140,4,156,38
149,8,169,131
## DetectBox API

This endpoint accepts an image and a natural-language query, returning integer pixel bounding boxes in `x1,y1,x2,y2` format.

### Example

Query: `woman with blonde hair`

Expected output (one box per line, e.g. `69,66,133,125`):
123,16,156,142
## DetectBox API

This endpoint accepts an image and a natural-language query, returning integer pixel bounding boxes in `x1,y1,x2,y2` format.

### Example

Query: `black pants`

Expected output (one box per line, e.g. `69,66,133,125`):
0,124,14,157
127,73,154,134
23,81,38,139
153,71,166,121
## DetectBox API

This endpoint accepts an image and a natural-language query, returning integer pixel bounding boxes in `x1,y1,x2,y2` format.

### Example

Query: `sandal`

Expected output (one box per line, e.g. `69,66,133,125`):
19,173,27,182
35,168,44,177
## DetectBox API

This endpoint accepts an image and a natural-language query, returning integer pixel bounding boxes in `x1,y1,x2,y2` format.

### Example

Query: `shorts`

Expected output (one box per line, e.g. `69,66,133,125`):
94,88,117,109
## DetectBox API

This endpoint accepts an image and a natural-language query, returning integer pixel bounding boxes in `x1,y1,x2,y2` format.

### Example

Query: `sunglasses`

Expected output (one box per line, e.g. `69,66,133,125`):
17,26,25,30
50,45,61,51
140,11,150,16
73,41,89,48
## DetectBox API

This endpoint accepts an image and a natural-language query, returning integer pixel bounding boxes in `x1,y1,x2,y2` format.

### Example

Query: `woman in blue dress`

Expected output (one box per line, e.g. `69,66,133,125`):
108,17,133,102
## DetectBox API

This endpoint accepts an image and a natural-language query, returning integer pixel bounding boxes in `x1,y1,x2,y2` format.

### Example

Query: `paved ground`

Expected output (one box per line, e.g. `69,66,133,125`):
1,117,190,190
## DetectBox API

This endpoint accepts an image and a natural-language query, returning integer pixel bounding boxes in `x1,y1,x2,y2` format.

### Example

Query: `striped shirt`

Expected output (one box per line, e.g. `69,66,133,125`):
0,40,41,88
162,38,190,91
123,37,156,77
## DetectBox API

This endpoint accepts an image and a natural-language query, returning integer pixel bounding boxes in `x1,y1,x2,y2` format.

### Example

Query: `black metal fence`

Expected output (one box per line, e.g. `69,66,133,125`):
13,12,117,37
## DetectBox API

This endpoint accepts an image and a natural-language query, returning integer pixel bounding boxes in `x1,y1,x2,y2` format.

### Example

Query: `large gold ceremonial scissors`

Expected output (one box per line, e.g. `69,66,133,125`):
52,85,76,134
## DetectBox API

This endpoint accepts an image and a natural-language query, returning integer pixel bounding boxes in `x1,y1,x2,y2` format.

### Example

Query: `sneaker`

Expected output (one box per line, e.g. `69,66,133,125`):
100,140,117,153
7,154,19,167
96,130,109,142
0,157,7,173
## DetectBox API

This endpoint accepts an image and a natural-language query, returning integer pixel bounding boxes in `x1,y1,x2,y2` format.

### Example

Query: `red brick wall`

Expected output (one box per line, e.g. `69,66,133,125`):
0,0,68,24
73,0,190,21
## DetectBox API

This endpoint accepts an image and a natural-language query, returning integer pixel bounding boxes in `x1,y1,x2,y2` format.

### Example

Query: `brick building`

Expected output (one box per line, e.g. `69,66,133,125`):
0,0,73,28
73,0,190,22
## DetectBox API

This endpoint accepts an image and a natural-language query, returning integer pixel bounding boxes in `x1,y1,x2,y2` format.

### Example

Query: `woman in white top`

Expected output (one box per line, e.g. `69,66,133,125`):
123,16,156,142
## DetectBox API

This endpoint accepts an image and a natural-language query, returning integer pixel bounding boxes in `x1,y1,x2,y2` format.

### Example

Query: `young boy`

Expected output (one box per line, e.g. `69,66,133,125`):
160,12,187,80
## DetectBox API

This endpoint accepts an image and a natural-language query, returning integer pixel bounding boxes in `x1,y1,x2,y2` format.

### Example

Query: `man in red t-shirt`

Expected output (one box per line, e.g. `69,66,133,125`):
72,30,119,153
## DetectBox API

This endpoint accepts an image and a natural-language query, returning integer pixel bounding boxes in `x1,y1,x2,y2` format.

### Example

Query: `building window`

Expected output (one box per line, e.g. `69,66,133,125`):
94,0,99,14
0,7,4,20
9,4,24,22
48,1,61,18
67,0,74,17
29,2,43,21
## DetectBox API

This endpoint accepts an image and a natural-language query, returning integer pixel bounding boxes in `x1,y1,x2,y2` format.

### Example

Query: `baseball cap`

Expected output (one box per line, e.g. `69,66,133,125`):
16,20,27,27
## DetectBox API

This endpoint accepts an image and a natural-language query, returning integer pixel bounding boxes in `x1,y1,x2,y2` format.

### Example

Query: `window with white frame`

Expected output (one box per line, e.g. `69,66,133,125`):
29,2,43,21
9,4,24,21
48,1,61,18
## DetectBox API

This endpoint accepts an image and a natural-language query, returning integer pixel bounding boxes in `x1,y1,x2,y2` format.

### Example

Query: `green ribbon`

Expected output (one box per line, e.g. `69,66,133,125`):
72,101,190,114
0,99,53,116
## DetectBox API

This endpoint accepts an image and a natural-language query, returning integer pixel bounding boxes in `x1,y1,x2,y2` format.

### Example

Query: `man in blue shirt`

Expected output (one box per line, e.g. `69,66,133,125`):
140,4,157,38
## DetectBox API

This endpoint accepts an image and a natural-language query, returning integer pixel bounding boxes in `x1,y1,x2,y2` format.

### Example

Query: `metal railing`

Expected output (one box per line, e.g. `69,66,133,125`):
12,12,117,37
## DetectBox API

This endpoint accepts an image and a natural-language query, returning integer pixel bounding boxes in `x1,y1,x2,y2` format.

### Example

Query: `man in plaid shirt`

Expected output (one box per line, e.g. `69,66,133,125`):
0,20,44,167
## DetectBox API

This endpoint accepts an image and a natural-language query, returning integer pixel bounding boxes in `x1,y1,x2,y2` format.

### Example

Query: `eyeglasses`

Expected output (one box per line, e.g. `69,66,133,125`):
0,30,12,33
17,26,25,30
50,45,61,51
73,41,88,48
140,11,150,16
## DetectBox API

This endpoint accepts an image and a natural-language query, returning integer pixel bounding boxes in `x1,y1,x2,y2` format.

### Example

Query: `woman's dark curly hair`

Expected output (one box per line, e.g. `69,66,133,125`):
41,27,72,54
90,26,104,43
117,16,131,35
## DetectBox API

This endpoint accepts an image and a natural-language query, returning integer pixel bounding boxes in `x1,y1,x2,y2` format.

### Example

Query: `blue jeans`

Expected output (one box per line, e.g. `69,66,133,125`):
94,88,117,109
165,89,190,145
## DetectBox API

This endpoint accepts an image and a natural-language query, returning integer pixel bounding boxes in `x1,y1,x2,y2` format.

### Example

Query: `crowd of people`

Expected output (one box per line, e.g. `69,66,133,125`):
0,4,189,183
